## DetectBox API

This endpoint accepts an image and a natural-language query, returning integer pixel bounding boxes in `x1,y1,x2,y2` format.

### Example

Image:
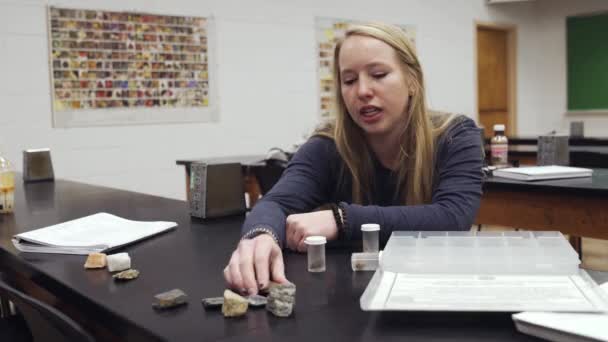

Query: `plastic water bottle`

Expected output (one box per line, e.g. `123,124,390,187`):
491,124,509,168
0,153,15,214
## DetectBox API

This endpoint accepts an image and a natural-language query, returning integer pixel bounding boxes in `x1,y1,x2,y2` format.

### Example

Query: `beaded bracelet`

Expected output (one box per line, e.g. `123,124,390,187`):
330,203,343,232
338,202,348,238
242,226,280,246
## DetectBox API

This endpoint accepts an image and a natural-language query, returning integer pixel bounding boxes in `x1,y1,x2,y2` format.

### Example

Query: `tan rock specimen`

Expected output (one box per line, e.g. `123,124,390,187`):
222,289,248,317
84,253,107,269
112,269,139,281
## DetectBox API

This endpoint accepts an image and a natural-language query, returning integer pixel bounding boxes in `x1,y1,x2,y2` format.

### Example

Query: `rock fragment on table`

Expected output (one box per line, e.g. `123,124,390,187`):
153,289,188,310
84,252,107,269
112,269,139,281
247,294,268,307
266,282,295,317
202,297,224,309
107,252,131,272
222,289,248,317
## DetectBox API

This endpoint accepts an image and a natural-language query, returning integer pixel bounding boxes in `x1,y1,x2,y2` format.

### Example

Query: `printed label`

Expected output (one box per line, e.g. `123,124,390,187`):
491,145,509,166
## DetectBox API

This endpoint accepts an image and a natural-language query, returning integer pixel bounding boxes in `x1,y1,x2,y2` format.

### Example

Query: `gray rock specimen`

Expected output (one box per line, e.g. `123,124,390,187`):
247,294,268,308
203,294,267,310
112,269,139,281
222,289,248,317
202,297,224,309
266,282,296,317
153,289,188,310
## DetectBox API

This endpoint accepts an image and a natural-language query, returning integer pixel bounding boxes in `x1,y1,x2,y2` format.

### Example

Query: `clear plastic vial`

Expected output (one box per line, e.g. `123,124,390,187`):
361,224,380,253
351,252,380,271
305,236,326,272
0,154,15,214
491,124,509,168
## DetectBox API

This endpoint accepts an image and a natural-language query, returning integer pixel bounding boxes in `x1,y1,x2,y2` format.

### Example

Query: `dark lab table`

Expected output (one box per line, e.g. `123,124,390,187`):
1,176,545,341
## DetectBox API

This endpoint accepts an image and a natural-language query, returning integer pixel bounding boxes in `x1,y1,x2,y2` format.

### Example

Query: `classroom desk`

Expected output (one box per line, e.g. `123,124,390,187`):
0,176,545,342
476,168,608,255
483,136,608,167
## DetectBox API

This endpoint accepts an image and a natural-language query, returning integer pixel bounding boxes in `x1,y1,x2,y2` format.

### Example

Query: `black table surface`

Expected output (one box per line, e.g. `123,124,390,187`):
484,168,608,196
0,177,545,342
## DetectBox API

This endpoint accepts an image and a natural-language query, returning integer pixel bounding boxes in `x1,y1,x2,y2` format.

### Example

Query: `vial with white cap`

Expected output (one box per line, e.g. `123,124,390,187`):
304,236,326,272
361,223,380,253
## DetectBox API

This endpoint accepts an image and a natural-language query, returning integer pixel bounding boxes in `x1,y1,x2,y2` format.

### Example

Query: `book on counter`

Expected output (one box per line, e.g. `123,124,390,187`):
12,212,177,255
512,282,608,342
492,165,593,181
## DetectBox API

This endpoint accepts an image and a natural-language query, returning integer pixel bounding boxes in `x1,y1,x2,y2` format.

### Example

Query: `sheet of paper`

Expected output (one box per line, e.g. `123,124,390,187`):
514,311,608,341
13,213,177,254
380,273,601,312
511,281,608,341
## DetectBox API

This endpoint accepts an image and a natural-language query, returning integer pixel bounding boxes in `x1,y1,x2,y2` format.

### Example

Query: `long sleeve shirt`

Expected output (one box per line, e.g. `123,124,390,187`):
242,116,484,247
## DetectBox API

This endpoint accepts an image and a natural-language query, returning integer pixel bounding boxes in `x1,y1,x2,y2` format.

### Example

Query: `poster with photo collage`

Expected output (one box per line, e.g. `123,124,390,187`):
48,7,212,125
315,18,416,118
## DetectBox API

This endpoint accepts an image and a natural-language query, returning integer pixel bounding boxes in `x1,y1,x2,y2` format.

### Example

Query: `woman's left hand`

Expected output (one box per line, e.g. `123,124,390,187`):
285,210,338,252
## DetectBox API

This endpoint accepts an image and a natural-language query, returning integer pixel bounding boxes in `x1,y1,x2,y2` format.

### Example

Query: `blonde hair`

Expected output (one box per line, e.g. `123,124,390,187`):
316,23,456,205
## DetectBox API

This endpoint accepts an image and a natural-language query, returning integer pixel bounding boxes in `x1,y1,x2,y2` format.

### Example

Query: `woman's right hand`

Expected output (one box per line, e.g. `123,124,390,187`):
223,233,288,296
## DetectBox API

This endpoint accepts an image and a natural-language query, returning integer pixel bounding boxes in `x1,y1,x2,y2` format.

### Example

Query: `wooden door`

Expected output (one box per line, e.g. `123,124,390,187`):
477,27,509,138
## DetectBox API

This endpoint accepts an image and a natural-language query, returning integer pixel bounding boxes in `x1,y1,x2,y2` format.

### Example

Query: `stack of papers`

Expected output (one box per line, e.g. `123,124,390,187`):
361,271,607,313
493,165,593,181
12,212,177,255
513,282,608,342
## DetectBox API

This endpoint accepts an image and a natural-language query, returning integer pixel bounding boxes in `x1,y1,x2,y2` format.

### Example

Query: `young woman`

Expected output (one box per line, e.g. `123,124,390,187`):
224,23,483,296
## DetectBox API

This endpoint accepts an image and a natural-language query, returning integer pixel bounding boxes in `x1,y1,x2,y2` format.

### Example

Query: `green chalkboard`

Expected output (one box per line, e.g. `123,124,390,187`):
567,13,608,111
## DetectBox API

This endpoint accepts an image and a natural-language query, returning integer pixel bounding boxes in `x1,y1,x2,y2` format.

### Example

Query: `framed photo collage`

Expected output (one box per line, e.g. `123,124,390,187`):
47,8,415,126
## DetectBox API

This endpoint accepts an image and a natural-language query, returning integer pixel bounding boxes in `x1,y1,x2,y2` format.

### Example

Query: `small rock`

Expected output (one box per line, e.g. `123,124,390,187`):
107,252,131,272
268,282,296,300
202,297,224,309
203,294,267,310
247,294,268,307
267,298,294,317
153,289,188,310
112,269,139,281
84,253,107,269
266,282,295,317
222,289,248,317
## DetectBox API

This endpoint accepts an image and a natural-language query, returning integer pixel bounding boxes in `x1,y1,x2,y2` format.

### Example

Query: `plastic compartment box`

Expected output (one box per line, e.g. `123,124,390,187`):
360,231,608,312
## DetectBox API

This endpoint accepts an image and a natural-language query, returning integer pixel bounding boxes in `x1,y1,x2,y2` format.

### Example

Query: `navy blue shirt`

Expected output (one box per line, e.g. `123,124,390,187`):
242,116,484,247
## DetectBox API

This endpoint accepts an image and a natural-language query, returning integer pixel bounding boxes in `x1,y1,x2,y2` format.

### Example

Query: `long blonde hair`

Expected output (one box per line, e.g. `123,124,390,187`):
316,23,456,205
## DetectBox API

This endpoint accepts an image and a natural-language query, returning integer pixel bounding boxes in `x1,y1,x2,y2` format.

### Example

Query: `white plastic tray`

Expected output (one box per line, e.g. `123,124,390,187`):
360,231,608,312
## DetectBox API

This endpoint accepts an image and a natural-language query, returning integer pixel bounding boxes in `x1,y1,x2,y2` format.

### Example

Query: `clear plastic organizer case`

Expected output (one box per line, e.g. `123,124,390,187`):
360,231,608,312
380,231,580,275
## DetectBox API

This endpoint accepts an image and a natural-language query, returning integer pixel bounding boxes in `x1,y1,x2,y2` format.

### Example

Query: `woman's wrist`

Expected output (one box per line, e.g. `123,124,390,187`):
242,226,280,246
